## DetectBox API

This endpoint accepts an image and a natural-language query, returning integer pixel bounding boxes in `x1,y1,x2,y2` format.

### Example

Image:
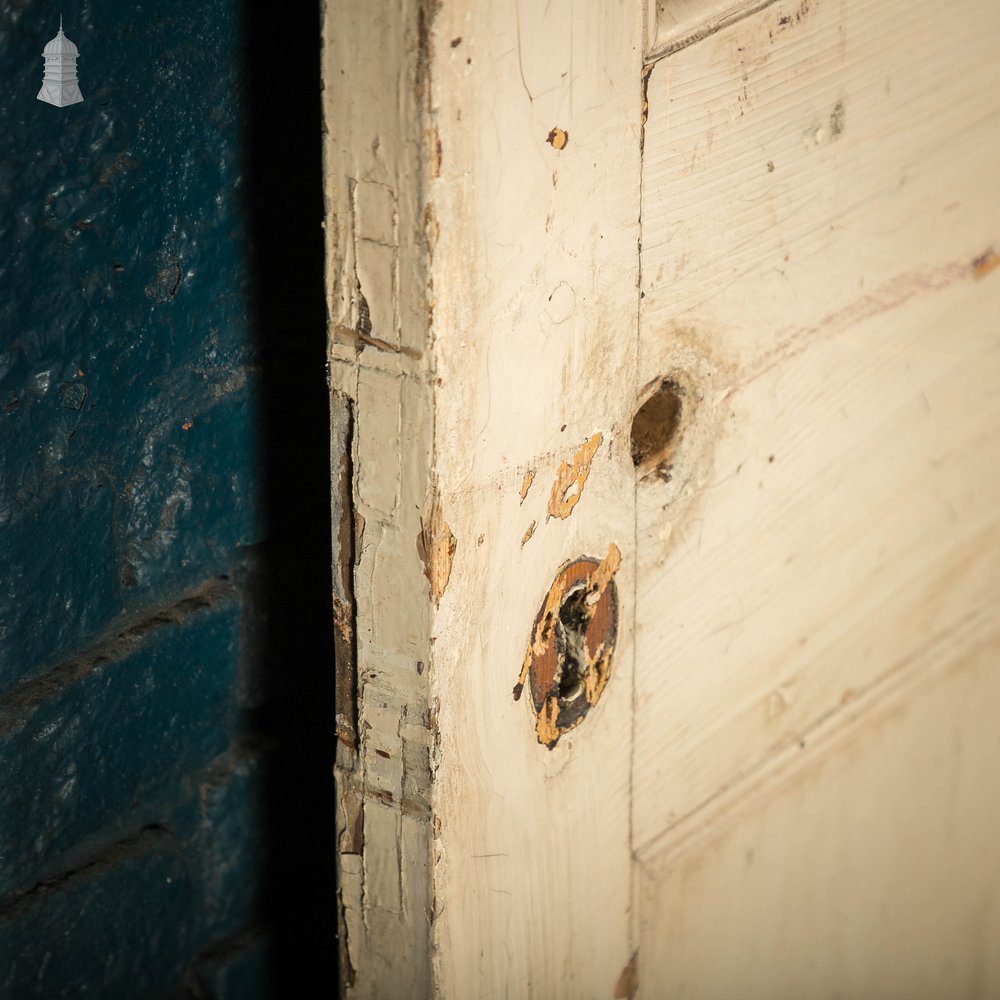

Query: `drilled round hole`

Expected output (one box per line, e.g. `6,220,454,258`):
630,380,683,472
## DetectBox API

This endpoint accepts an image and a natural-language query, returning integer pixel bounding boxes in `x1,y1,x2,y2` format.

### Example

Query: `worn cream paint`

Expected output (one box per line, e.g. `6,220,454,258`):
639,638,1000,998
426,4,640,997
323,1,436,995
633,0,1000,992
325,0,1000,995
325,0,639,994
635,0,1000,847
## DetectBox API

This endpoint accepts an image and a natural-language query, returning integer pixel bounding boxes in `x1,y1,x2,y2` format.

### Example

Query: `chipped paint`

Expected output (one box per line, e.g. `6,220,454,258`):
613,951,639,999
547,432,602,520
326,0,642,992
973,248,1000,280
423,201,440,258
331,393,359,755
547,126,569,150
521,520,536,546
514,543,621,748
417,493,457,606
429,125,443,178
519,468,536,503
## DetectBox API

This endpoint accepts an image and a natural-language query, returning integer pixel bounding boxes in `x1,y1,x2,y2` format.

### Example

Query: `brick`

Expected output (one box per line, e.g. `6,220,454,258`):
189,748,266,940
1,480,122,694
0,827,198,999
0,744,272,998
185,933,271,1000
0,596,244,894
0,384,263,694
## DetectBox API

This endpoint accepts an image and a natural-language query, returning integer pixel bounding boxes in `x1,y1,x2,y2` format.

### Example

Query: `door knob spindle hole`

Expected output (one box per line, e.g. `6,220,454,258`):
630,379,684,475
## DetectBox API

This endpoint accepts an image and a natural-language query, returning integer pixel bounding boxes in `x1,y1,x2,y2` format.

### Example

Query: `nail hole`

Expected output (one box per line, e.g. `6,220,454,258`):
630,379,684,474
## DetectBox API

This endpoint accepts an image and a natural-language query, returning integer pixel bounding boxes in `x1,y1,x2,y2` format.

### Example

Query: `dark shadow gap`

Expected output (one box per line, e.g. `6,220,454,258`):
241,1,336,994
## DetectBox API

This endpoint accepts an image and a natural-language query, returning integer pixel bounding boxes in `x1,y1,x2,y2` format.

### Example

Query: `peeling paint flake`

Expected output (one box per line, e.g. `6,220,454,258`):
548,432,602,520
519,468,536,503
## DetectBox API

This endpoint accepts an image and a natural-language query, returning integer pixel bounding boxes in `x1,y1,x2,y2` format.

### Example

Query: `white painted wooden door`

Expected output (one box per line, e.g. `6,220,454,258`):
632,0,1000,995
325,1,1000,996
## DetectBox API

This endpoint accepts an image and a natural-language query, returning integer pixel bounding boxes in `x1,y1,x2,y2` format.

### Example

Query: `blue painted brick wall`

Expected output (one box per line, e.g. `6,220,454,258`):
0,828,203,999
0,1,261,685
0,591,244,890
0,0,332,994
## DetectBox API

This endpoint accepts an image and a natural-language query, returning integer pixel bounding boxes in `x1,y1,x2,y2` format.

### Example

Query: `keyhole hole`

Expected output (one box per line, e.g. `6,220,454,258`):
557,584,592,702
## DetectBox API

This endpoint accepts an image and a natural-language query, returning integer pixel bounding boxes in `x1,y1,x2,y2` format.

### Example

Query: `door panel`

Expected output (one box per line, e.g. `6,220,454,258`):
635,0,1000,990
639,636,1000,998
